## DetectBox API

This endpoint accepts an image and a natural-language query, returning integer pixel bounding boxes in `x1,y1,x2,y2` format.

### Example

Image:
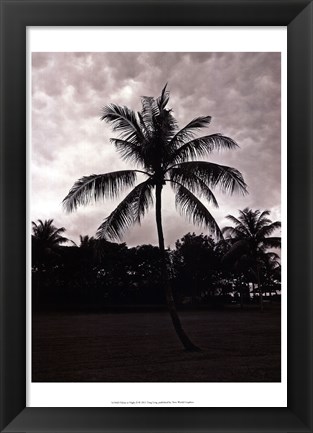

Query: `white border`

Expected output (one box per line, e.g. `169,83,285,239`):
27,27,287,408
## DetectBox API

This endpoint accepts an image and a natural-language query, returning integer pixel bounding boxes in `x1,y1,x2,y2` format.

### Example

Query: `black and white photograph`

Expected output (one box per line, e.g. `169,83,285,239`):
31,51,282,384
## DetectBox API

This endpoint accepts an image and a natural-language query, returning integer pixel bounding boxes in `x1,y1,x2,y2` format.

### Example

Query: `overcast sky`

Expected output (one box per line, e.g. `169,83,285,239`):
31,52,281,248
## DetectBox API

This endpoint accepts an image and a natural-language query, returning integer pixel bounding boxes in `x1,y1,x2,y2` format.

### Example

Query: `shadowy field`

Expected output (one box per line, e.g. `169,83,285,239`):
32,305,281,382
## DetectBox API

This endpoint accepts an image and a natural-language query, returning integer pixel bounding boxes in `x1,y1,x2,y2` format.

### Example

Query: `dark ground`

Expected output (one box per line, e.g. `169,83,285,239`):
32,304,281,382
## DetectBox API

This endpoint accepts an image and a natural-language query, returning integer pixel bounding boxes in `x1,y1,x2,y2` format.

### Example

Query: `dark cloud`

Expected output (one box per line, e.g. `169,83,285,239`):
32,52,281,246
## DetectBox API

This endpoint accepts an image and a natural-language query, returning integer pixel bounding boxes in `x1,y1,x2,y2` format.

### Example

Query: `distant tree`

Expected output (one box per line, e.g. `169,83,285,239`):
173,233,219,303
63,84,247,351
222,208,281,310
32,219,69,268
261,253,281,298
32,219,71,307
79,234,95,248
126,245,164,304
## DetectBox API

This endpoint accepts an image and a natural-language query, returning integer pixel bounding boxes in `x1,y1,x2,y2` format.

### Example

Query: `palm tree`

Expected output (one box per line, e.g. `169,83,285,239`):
32,219,70,307
222,208,281,310
261,252,281,298
79,234,95,249
32,219,69,266
63,84,247,351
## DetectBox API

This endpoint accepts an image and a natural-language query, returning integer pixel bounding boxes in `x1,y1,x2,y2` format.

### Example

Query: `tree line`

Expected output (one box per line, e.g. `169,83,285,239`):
32,208,281,311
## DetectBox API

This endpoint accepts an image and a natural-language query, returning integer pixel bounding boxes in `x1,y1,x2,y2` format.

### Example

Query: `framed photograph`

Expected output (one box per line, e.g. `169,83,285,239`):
0,0,312,432
29,28,286,405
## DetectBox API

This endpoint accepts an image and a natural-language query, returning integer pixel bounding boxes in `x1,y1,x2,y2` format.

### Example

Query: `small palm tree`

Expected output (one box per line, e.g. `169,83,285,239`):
32,219,70,307
63,85,247,351
222,208,281,310
262,253,281,297
79,234,95,249
32,219,69,265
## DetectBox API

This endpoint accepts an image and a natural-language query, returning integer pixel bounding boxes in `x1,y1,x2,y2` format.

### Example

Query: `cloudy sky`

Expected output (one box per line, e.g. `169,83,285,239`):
31,52,281,248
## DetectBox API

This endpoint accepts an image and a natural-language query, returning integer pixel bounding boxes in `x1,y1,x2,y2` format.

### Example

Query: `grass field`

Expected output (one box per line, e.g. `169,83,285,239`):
32,305,281,382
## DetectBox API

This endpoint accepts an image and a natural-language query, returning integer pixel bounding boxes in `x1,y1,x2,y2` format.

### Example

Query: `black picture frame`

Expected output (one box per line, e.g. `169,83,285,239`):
0,0,312,432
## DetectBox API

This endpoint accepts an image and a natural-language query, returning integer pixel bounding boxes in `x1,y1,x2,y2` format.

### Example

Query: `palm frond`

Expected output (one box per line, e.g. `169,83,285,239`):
50,235,68,245
262,237,281,249
172,183,222,239
258,221,281,238
255,217,273,231
157,83,170,111
48,227,67,244
258,210,271,220
134,180,154,223
32,219,53,234
169,161,247,195
50,227,66,236
141,84,176,145
238,208,255,221
158,109,178,147
110,138,145,166
137,112,150,139
237,207,252,220
169,116,212,149
168,134,238,165
141,96,159,133
96,180,155,241
32,221,39,234
63,171,137,212
169,167,218,207
101,104,144,143
222,226,249,239
225,214,243,227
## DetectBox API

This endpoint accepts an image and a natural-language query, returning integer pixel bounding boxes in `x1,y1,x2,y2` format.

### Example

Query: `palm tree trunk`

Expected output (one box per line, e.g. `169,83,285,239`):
256,265,263,312
239,275,243,309
155,184,200,352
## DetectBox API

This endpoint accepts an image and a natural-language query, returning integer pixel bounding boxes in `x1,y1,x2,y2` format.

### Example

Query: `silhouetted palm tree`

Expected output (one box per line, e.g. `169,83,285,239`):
63,85,247,351
32,219,69,265
222,208,281,310
260,252,281,298
79,234,95,248
32,219,70,307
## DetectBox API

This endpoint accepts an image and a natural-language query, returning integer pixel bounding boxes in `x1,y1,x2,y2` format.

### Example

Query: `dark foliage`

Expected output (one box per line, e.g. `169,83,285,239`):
32,226,281,311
